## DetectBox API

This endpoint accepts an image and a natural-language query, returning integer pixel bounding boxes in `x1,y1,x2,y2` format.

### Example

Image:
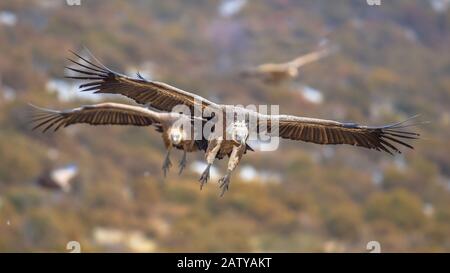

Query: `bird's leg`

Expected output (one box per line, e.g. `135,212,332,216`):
162,146,172,177
178,146,187,175
219,143,245,197
199,164,211,190
199,137,223,190
218,170,231,197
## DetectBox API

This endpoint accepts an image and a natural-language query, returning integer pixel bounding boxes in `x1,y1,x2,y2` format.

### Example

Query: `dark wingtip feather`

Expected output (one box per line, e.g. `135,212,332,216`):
68,49,107,72
28,103,64,132
373,115,424,154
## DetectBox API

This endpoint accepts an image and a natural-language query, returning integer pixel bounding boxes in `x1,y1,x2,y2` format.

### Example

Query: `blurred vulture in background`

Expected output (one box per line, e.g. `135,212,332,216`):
240,47,337,84
52,50,420,196
35,164,78,192
31,102,205,176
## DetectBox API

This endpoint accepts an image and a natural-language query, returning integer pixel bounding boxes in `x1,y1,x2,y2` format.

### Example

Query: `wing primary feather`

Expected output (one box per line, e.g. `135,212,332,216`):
80,81,104,88
43,117,65,133
65,66,106,77
383,135,414,149
67,58,107,74
65,76,103,80
379,139,400,154
384,132,419,139
384,129,419,136
69,49,107,72
81,46,116,73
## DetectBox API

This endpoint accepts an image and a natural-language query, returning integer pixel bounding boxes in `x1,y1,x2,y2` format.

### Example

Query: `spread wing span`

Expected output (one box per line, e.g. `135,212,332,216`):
258,114,420,155
30,102,165,132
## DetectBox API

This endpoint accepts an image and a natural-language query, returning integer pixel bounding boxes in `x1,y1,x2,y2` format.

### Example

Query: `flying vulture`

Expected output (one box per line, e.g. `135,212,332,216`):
63,50,419,196
240,47,335,84
35,164,78,192
31,102,205,176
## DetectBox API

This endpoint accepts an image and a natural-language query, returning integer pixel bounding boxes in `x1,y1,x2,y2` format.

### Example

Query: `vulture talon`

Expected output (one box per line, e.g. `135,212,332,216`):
162,157,172,177
218,174,231,197
199,164,211,190
178,154,187,175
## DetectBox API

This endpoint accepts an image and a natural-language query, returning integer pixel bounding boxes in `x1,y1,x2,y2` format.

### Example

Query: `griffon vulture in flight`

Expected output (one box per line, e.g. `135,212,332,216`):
64,50,420,196
35,164,78,193
240,47,336,84
31,102,204,176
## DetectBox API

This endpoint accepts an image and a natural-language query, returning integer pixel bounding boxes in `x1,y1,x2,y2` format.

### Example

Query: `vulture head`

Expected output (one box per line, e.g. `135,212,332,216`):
169,126,185,145
230,120,249,145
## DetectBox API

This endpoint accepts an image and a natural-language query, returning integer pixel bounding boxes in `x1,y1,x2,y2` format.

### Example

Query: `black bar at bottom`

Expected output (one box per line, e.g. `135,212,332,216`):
0,253,447,272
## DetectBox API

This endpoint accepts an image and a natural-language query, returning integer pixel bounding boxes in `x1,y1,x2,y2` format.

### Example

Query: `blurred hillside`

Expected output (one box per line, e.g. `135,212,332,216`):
0,0,450,252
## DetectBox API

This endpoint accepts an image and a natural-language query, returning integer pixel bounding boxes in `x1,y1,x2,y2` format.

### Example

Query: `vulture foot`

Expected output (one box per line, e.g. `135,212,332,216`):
162,157,172,177
178,153,187,175
219,173,231,197
199,164,211,190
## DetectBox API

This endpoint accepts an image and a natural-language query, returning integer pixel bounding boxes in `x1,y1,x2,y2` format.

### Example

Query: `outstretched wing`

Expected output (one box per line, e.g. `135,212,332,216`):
288,47,335,68
30,102,165,132
65,50,219,114
258,114,420,155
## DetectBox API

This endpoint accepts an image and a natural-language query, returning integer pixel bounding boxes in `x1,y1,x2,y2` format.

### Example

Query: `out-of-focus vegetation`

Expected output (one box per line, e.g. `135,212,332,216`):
0,0,449,252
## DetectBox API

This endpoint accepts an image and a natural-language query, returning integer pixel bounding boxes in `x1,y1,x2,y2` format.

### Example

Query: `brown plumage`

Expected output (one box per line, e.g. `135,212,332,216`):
258,114,420,155
30,102,204,176
65,50,217,115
